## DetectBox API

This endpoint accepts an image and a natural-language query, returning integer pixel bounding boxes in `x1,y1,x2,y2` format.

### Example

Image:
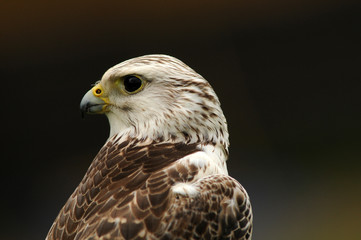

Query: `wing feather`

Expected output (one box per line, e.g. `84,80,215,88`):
47,137,252,240
161,174,253,240
46,137,199,240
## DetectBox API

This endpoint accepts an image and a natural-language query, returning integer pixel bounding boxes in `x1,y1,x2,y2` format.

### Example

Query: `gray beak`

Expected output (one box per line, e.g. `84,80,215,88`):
80,87,108,117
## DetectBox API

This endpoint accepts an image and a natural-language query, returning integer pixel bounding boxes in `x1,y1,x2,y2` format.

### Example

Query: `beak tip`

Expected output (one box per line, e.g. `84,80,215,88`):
80,88,106,116
80,101,88,118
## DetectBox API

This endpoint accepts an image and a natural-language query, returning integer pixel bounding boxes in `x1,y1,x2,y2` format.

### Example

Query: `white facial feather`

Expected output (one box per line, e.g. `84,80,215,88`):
99,54,229,153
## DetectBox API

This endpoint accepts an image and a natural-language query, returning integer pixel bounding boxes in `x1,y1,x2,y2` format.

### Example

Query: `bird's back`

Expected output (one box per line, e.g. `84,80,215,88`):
46,135,252,240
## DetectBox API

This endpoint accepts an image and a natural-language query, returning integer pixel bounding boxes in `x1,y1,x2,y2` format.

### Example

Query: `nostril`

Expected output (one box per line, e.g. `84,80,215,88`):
95,88,102,95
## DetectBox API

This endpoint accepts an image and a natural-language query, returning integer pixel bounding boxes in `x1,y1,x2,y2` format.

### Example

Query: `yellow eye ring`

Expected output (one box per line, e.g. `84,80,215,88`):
122,75,144,94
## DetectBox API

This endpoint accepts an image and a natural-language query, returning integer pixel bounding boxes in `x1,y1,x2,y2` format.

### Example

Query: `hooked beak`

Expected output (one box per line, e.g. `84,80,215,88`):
80,84,109,117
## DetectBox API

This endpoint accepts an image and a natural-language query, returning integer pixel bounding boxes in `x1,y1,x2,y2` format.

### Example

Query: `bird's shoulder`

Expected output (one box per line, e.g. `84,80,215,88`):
47,136,252,240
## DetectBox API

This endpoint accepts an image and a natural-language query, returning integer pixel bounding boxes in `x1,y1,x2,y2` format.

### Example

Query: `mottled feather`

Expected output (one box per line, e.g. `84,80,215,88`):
46,54,253,240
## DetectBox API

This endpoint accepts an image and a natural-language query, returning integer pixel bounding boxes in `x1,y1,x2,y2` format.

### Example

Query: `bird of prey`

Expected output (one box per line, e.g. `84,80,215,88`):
46,54,253,240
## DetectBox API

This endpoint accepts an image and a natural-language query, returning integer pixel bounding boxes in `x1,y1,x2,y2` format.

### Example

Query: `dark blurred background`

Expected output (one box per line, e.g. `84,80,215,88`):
1,1,360,239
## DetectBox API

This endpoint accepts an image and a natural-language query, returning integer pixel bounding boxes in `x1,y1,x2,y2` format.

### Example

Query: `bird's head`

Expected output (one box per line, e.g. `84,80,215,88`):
80,55,229,152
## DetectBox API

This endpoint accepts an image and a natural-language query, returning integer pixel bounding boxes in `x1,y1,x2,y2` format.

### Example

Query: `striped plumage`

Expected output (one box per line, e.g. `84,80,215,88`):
46,55,253,240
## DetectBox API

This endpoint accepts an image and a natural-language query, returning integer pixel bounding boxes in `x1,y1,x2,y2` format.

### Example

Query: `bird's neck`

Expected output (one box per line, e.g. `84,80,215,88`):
106,128,229,177
199,144,229,175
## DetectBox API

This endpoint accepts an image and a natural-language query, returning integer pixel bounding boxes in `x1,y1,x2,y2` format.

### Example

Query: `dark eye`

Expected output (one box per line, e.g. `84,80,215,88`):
124,75,143,93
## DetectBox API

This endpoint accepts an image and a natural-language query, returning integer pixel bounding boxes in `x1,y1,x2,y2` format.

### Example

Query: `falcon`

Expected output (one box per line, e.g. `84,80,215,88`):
46,54,253,240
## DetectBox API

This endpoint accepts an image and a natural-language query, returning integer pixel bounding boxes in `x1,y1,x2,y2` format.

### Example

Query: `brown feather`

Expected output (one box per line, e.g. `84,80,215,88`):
47,137,252,240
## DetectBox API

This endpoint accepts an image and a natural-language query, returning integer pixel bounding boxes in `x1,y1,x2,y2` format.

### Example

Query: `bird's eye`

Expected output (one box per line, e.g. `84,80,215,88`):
123,75,143,93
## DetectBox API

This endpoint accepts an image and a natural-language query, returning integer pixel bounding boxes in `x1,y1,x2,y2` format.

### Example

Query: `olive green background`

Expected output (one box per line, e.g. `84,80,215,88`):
1,1,360,239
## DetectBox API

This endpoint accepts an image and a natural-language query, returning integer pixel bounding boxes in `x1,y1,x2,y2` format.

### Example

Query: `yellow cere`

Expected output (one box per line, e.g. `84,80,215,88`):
91,84,110,106
92,84,104,97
